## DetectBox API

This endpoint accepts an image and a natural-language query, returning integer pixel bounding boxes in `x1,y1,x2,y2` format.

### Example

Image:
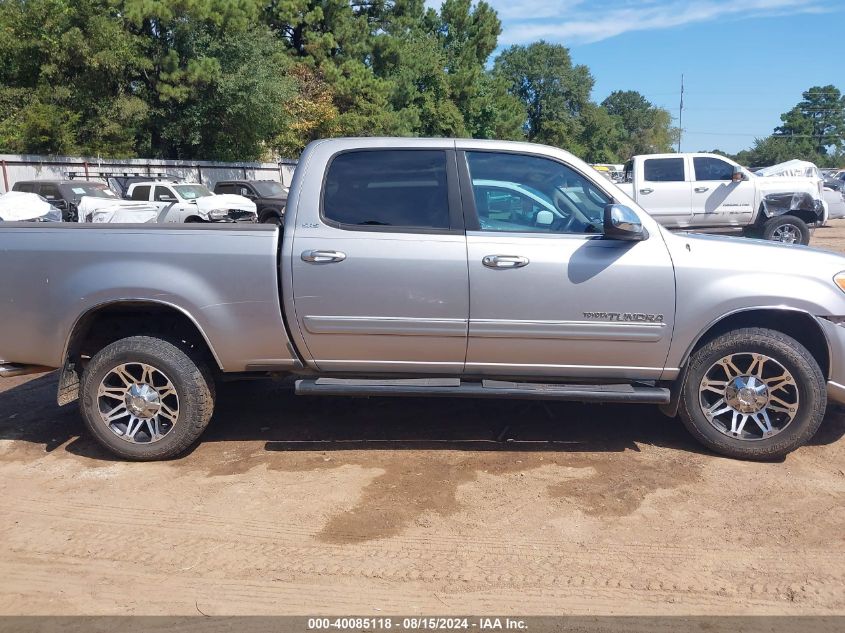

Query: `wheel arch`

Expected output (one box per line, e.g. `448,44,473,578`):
783,209,818,225
258,206,283,222
661,307,830,417
686,307,829,378
58,300,223,405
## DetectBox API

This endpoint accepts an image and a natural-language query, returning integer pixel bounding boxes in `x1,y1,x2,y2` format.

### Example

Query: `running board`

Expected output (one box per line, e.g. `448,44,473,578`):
295,378,670,404
0,363,53,378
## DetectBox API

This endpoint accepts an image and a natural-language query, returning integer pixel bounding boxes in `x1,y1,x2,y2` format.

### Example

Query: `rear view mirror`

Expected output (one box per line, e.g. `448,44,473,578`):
604,204,646,241
732,166,744,183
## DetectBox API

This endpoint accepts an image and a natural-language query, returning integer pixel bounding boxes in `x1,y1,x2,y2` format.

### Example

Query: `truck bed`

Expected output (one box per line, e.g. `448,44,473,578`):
0,223,298,372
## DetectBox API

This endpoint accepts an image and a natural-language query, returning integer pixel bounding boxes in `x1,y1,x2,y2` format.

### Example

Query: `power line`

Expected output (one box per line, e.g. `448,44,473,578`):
686,131,838,137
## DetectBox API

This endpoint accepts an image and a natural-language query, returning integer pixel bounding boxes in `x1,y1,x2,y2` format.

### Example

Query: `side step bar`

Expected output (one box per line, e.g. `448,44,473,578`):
295,377,670,404
0,363,53,378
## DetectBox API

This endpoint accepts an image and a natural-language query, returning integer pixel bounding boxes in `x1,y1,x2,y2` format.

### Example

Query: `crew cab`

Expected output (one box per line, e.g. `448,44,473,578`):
2,138,845,462
619,153,826,245
126,181,257,223
213,180,287,225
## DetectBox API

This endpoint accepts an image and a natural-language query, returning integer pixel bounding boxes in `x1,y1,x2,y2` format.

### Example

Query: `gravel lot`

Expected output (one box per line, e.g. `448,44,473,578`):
2,224,845,616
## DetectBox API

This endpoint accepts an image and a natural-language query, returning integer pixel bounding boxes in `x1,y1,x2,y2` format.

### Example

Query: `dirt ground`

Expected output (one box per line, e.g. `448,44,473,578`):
2,224,845,616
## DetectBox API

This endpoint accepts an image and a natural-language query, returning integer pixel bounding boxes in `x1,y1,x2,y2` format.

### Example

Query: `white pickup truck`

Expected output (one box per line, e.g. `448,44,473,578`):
126,181,257,223
618,153,826,245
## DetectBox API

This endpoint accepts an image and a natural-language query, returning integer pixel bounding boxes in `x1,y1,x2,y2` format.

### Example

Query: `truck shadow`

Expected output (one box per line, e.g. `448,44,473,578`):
2,372,843,462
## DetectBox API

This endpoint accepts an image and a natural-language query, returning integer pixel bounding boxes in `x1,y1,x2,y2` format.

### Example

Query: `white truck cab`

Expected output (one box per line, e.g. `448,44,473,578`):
126,181,257,223
619,153,826,245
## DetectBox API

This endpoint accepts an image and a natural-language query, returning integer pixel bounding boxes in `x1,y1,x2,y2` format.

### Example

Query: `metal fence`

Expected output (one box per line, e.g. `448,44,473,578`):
0,154,299,193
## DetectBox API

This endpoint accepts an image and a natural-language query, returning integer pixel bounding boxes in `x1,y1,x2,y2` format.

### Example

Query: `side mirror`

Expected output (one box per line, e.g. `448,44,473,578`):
159,195,176,202
604,204,646,241
732,166,744,183
535,209,554,227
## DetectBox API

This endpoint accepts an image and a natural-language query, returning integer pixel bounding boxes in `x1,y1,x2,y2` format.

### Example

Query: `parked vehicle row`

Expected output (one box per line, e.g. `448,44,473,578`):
2,138,845,464
4,174,289,225
618,153,827,245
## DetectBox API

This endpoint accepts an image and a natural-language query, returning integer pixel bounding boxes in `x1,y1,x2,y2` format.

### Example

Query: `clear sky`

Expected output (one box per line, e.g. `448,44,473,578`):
484,0,845,154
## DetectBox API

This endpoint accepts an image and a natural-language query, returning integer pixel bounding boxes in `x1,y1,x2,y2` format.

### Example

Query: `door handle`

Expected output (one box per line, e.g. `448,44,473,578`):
694,186,710,193
639,188,654,194
482,255,529,269
301,249,347,264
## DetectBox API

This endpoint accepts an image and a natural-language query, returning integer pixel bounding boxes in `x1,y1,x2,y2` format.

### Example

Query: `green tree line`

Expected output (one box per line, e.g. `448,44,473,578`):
712,85,845,168
0,0,678,161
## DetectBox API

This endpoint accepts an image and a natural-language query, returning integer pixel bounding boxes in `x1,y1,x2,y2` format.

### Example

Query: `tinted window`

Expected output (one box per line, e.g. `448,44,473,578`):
130,185,150,201
323,150,450,229
13,182,35,193
253,181,285,197
466,152,608,234
643,158,685,182
154,186,174,201
694,157,734,181
39,184,61,200
214,184,233,194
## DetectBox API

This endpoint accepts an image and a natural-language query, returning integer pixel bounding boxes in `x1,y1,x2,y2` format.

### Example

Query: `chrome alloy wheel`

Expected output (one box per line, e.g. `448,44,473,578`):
772,223,801,244
96,363,179,444
699,353,799,441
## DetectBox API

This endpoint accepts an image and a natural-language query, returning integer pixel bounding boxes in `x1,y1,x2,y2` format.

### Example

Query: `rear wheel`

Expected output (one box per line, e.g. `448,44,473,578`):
761,215,810,245
679,327,825,460
80,336,215,460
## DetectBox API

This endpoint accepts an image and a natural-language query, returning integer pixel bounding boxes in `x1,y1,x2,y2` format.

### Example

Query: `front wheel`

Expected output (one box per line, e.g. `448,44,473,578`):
80,336,215,460
679,327,826,460
261,212,284,226
761,215,810,245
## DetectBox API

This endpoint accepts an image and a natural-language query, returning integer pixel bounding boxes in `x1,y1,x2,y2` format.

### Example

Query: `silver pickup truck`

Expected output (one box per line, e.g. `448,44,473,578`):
2,138,845,461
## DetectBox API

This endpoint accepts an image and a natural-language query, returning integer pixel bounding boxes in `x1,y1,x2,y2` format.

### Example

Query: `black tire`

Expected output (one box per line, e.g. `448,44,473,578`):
80,336,215,461
678,327,825,460
761,215,810,245
261,213,283,226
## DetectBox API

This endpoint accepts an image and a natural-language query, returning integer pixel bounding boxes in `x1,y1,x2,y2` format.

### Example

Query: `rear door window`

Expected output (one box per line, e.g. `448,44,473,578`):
322,150,451,230
643,158,686,182
130,185,150,201
693,157,734,181
14,182,35,193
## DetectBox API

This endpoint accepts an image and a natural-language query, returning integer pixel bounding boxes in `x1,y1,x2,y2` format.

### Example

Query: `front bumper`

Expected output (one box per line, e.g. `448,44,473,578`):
209,210,258,223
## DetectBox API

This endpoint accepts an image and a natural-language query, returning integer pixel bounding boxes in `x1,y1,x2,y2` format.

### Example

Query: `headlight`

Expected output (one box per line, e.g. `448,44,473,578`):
835,272,845,293
207,209,230,221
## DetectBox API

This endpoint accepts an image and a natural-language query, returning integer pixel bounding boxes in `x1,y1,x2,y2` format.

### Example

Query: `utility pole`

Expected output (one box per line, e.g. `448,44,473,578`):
677,74,684,153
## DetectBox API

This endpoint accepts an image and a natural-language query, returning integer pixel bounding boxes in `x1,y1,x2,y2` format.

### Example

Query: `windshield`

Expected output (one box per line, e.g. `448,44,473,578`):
252,181,285,197
174,184,212,200
67,184,117,199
